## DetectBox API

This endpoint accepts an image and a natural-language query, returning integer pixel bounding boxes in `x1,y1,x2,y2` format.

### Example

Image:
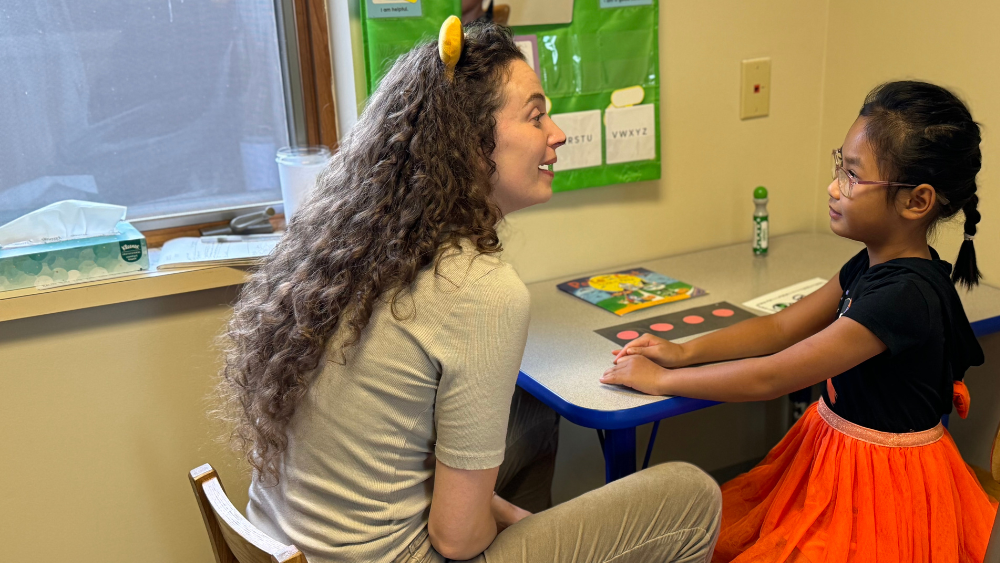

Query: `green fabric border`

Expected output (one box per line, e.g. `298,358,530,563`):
360,1,461,94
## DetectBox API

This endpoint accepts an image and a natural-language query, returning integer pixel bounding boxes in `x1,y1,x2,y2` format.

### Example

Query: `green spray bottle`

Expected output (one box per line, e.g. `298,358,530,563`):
753,186,769,255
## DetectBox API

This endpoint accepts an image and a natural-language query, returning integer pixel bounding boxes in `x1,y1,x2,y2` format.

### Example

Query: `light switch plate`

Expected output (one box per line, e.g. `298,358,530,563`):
740,57,771,119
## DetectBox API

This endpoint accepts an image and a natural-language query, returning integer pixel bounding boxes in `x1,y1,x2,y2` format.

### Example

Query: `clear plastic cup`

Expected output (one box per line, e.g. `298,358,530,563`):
276,146,331,223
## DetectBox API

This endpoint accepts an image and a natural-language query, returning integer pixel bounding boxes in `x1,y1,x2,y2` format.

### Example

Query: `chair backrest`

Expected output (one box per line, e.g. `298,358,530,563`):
987,509,1000,563
189,464,307,563
986,419,1000,563
992,417,1000,483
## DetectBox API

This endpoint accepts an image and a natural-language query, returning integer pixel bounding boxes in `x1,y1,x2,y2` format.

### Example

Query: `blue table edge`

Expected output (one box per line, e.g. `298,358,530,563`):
518,315,1000,430
516,371,718,430
972,316,1000,339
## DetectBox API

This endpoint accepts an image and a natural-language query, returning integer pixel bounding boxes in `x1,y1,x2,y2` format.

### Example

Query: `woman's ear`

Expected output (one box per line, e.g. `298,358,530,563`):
898,183,937,221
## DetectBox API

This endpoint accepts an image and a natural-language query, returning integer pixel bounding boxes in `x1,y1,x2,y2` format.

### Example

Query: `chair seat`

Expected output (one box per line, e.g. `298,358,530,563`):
974,465,1000,503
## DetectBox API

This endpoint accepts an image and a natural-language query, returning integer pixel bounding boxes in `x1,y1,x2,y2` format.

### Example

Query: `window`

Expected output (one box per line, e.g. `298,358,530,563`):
0,0,332,228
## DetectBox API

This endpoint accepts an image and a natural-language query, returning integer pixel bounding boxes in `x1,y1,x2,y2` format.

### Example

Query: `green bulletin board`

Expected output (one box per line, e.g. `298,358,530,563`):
360,1,661,192
360,1,462,93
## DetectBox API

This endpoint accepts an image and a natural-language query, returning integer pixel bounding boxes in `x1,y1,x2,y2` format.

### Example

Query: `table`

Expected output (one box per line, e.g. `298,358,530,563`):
516,233,1000,482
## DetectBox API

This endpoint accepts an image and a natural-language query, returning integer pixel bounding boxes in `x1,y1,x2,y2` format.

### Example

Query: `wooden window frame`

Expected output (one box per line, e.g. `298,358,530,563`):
293,0,339,149
142,0,337,246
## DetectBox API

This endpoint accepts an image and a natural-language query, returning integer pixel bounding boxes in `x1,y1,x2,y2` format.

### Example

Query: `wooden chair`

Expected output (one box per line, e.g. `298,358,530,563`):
492,4,510,25
977,419,1000,562
189,463,307,563
973,416,1000,501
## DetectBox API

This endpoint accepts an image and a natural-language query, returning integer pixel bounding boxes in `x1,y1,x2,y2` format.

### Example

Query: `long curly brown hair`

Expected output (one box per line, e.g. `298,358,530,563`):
216,23,525,482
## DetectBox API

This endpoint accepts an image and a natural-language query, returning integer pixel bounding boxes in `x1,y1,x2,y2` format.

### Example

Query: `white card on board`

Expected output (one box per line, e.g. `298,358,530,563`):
605,104,656,164
552,110,603,171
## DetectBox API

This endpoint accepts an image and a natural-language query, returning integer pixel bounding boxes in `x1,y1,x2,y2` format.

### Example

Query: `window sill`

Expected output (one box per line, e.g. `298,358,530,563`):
0,265,248,323
2,216,286,323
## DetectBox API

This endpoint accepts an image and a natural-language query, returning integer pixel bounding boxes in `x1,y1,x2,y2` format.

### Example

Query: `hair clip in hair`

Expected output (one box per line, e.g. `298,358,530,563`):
964,233,976,241
438,15,462,82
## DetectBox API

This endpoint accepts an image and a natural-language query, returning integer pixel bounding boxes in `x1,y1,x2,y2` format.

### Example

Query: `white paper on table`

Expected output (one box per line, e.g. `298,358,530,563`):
605,104,656,164
155,236,280,270
552,110,603,171
742,277,828,315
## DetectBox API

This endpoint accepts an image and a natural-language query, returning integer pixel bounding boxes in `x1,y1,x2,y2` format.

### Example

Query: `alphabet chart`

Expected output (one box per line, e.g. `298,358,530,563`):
511,0,661,191
360,0,661,192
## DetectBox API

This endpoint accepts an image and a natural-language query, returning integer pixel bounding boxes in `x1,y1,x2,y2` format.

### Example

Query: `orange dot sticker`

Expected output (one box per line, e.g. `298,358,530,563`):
682,315,704,324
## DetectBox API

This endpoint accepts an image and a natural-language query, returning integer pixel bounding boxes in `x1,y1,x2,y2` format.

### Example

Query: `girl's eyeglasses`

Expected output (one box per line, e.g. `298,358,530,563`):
831,148,931,201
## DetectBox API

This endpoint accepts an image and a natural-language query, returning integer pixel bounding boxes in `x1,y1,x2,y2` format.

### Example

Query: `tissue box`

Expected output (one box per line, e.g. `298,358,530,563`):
0,221,149,292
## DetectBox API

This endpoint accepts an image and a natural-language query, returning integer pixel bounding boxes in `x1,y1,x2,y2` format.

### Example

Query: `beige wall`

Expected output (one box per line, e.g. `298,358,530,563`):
815,0,1000,282
501,0,831,284
0,288,251,563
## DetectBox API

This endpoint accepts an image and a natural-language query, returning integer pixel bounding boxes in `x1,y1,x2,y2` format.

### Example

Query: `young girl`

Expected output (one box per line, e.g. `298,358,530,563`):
601,81,996,562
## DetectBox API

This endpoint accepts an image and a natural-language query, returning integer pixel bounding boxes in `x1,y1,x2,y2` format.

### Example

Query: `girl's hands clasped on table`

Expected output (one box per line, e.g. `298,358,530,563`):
610,334,689,369
602,334,689,395
600,353,671,395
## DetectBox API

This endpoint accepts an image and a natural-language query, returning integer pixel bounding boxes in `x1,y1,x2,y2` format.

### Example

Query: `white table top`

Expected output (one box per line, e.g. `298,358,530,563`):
518,232,1000,415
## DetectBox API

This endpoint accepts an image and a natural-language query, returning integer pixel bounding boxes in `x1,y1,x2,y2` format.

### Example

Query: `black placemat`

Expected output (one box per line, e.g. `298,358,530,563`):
595,301,757,346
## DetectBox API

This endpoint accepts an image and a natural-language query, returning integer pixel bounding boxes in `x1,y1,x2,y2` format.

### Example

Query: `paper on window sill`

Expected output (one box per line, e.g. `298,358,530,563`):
154,235,280,270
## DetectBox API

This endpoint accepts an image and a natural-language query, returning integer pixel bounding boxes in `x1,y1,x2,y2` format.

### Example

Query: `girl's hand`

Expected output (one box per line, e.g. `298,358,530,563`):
491,493,531,533
612,334,689,368
600,354,669,395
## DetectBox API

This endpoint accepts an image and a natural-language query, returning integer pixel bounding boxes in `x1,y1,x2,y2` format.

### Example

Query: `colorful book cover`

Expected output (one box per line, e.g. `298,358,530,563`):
557,267,707,316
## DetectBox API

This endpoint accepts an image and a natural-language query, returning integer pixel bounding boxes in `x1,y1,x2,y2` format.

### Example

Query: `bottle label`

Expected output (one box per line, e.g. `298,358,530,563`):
753,217,769,254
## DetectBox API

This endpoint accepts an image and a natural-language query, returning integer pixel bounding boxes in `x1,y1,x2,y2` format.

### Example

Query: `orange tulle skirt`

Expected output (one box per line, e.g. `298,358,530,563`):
713,400,997,563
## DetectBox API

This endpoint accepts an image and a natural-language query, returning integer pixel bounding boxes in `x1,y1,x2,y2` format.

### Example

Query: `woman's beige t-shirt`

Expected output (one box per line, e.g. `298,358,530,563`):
247,242,531,563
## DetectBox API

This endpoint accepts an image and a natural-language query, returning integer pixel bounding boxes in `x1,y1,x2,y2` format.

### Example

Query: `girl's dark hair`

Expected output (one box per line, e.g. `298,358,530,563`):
216,22,525,482
859,80,983,288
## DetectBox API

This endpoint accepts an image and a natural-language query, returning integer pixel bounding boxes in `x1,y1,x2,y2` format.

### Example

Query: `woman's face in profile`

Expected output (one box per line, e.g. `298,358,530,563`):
491,59,566,215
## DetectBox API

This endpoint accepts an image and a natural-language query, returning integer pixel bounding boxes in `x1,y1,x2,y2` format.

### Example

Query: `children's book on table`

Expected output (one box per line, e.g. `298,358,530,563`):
557,267,706,316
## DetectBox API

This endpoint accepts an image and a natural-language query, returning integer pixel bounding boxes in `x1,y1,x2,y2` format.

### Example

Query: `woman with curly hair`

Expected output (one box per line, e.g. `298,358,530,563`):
216,21,721,563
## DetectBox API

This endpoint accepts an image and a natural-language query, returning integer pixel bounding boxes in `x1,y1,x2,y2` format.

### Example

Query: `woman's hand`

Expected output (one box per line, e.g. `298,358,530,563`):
612,334,689,368
491,493,531,533
600,354,669,395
